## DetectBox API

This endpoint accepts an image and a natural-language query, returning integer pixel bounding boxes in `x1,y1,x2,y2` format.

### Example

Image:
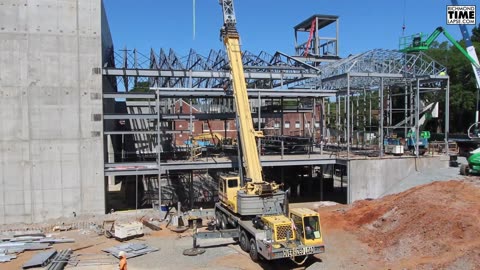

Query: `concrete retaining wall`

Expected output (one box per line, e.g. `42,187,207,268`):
0,0,105,223
348,156,449,203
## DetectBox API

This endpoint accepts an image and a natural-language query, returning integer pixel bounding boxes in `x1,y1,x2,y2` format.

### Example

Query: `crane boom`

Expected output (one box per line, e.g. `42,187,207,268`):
219,0,278,195
451,0,480,124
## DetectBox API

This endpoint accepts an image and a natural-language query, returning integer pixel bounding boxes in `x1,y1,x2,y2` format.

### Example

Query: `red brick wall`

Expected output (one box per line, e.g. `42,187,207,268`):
173,119,237,146
264,111,322,138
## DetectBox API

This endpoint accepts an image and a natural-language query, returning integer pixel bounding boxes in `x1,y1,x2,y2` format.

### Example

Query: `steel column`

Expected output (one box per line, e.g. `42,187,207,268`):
347,73,350,158
445,78,450,154
415,78,420,157
379,77,384,157
156,89,162,208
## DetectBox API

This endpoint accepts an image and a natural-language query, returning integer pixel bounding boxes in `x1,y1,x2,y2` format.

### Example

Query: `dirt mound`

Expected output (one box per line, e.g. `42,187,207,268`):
322,179,480,269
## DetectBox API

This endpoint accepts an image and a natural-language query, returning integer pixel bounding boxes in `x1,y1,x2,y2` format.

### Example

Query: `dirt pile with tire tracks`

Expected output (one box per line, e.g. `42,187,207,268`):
320,179,480,269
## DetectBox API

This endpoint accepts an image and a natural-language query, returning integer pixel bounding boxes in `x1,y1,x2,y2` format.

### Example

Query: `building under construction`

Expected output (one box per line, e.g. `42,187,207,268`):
0,0,451,224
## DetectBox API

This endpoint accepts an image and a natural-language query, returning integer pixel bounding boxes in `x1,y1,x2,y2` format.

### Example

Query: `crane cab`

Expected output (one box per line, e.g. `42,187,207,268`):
218,173,241,212
289,208,324,246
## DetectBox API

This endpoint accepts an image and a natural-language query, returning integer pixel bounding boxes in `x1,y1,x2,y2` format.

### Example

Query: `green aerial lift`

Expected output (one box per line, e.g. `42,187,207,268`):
460,153,480,175
399,26,480,70
460,122,480,175
400,25,480,175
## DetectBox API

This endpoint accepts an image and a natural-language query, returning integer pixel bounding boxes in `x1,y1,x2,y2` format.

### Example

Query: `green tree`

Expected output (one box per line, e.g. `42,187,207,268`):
423,30,479,133
472,23,480,42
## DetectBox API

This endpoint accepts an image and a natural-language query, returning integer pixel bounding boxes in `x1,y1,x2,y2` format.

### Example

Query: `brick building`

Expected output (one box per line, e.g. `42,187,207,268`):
172,99,322,146
172,100,237,146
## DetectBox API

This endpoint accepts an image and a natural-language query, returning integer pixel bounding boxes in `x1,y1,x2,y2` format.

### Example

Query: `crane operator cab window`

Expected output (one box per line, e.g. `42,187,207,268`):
304,216,321,240
228,179,238,188
219,179,225,193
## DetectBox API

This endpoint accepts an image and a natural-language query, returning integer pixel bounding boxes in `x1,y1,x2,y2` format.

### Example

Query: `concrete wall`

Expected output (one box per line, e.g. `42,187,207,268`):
0,0,105,223
348,156,449,203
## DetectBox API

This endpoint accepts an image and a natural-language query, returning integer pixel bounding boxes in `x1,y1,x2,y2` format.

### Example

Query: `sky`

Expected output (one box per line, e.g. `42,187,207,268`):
103,0,479,58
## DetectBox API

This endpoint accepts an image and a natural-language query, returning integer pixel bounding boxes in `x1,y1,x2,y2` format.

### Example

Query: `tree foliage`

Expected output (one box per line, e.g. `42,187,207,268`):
472,23,480,43
424,31,480,133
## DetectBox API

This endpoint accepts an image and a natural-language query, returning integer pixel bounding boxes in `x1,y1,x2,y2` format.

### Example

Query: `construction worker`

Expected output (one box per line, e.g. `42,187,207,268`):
118,251,127,270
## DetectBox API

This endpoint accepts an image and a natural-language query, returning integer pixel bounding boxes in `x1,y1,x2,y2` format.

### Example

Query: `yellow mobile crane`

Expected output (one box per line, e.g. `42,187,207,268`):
186,0,325,264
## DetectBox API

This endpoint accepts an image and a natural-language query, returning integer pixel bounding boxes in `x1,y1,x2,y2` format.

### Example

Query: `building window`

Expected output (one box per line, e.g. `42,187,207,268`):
315,121,320,128
285,121,290,128
295,121,300,128
179,124,183,128
203,122,209,132
274,122,280,128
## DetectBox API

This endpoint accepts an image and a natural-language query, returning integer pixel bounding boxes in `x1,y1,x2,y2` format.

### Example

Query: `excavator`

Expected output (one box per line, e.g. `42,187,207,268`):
185,0,325,264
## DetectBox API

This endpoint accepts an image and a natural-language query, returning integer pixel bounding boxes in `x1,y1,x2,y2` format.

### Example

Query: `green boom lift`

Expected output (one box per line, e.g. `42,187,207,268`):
400,27,480,68
400,26,480,175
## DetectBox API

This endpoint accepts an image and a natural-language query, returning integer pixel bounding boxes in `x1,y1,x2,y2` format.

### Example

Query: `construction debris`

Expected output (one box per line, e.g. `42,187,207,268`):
0,233,75,264
0,254,17,262
67,253,117,267
22,250,57,269
141,219,162,231
37,238,75,244
47,249,72,270
52,225,72,232
102,242,159,258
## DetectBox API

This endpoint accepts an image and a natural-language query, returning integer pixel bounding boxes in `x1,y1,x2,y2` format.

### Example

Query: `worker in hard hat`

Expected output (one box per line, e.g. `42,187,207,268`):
118,251,127,270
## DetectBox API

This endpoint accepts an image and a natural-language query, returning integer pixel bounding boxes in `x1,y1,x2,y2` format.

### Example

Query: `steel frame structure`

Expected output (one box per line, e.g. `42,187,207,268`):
102,47,336,208
102,47,450,209
104,48,322,91
296,49,450,158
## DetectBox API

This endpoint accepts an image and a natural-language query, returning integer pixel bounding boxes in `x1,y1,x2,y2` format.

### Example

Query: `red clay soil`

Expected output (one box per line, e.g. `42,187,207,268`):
320,179,480,269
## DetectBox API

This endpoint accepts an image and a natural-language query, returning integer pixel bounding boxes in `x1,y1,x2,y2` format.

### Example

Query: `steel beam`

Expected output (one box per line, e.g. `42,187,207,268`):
104,156,338,176
104,89,335,98
103,68,318,80
104,130,188,135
